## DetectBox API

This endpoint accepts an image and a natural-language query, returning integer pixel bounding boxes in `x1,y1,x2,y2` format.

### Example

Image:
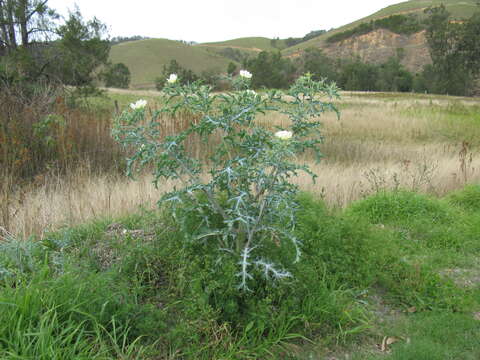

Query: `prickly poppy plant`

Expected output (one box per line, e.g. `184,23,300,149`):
113,72,339,290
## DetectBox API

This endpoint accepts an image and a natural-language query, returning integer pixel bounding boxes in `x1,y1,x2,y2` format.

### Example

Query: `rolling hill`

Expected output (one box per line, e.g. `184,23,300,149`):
109,37,288,88
109,38,234,89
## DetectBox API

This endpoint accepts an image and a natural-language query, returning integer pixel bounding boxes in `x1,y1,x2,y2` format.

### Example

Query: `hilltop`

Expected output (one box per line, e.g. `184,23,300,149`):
109,37,289,88
109,38,234,89
200,36,286,52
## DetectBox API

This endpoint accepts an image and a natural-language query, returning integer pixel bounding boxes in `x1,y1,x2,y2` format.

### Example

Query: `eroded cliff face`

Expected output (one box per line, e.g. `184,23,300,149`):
322,29,431,73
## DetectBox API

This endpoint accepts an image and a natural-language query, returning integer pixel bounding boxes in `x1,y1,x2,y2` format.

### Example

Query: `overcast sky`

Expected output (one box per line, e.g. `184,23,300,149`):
48,0,404,43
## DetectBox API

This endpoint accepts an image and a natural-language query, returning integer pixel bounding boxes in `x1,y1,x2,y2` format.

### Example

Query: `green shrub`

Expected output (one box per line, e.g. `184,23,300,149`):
346,191,451,225
102,62,131,88
446,184,480,212
154,210,367,351
114,74,340,292
345,190,480,251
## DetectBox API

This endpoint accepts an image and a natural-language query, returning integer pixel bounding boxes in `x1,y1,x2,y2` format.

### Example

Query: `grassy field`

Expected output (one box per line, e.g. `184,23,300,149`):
1,90,479,359
109,38,234,88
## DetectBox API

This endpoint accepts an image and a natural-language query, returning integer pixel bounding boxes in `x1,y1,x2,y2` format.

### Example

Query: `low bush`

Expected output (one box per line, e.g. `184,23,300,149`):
346,191,451,225
346,190,480,252
446,184,480,212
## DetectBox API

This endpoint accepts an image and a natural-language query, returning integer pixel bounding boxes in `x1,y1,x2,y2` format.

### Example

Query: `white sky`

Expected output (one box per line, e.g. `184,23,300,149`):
48,0,404,43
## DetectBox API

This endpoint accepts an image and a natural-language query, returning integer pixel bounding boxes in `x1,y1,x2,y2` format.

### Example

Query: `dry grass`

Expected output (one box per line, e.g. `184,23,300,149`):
4,167,175,240
2,92,480,238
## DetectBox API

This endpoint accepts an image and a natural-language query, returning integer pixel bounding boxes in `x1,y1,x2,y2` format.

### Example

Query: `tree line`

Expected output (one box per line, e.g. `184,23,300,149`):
327,14,423,44
247,5,480,96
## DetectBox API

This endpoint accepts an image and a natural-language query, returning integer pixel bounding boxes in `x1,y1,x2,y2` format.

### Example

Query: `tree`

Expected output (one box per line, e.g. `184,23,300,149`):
337,59,379,91
227,61,237,76
284,37,301,47
155,59,199,90
244,51,295,89
51,9,110,87
458,11,480,77
298,47,337,81
0,1,110,90
200,68,223,90
376,57,413,92
423,5,480,95
102,62,130,88
0,0,58,54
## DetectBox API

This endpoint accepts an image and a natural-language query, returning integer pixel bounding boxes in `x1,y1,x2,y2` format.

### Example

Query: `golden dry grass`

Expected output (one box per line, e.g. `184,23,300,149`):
3,168,174,240
3,92,480,238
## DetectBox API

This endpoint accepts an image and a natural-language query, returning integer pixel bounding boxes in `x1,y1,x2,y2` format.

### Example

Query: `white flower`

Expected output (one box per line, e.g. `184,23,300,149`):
274,130,293,140
167,73,178,84
130,99,147,110
239,69,252,79
246,90,256,96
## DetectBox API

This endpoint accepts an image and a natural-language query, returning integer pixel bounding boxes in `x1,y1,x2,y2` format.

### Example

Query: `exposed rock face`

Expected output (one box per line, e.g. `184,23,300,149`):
323,29,431,73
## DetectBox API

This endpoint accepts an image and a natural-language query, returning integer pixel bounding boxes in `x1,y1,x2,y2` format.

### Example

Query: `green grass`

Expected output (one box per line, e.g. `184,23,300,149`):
400,101,480,145
349,312,480,360
0,186,478,358
447,184,480,212
82,91,161,112
201,37,286,51
109,38,234,88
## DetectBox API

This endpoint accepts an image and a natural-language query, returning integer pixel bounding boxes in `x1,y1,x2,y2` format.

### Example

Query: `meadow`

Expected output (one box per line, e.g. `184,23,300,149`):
0,89,479,359
4,90,479,239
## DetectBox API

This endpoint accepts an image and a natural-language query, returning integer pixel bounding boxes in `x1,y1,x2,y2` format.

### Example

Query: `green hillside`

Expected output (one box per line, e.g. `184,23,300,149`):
370,0,478,19
201,37,286,51
109,39,234,88
283,0,478,55
196,37,286,64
